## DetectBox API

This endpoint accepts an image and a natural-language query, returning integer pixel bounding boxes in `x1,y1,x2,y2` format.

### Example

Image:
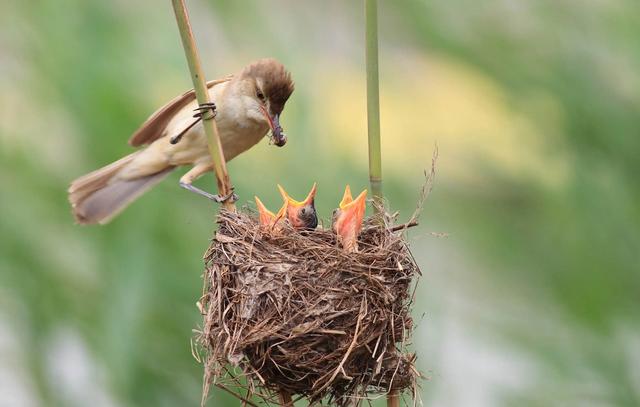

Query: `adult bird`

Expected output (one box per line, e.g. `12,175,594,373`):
69,58,294,224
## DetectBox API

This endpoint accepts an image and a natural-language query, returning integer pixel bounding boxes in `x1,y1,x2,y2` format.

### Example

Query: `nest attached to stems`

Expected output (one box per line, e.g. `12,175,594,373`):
196,208,422,406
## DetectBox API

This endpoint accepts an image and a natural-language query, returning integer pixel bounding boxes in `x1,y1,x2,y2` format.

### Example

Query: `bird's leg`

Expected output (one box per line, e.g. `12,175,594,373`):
170,118,200,144
179,163,238,203
170,102,217,145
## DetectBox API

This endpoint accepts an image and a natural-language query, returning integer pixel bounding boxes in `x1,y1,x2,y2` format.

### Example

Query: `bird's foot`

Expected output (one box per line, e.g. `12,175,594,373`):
179,182,238,204
193,102,217,120
170,103,217,145
211,188,239,204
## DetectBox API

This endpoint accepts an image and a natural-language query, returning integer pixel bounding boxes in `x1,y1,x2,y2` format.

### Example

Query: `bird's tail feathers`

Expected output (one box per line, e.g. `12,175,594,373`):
69,152,139,204
68,153,174,224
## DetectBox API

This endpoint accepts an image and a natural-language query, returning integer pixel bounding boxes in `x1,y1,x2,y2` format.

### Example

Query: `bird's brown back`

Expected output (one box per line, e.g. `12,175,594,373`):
128,77,232,147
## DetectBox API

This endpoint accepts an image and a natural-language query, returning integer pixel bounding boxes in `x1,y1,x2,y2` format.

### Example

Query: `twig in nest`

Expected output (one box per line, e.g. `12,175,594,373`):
409,144,438,225
389,221,419,233
216,384,260,407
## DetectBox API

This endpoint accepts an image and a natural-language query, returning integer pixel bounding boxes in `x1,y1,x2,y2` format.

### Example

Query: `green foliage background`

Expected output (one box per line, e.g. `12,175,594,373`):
1,1,639,406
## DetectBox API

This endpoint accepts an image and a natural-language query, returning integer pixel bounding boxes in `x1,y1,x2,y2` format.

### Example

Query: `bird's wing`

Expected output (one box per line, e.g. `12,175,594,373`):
128,76,233,147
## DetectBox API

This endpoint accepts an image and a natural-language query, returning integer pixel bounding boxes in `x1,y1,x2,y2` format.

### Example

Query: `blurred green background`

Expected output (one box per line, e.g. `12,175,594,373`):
1,0,639,406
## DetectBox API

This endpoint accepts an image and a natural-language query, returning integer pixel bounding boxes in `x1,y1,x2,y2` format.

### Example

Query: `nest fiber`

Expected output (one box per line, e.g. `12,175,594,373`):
198,209,421,406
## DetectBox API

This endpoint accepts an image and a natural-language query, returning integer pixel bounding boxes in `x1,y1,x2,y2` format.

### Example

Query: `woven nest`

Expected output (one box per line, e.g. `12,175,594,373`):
196,207,422,406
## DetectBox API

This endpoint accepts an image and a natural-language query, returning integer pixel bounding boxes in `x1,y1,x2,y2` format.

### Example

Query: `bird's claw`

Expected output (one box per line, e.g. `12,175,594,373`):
196,102,216,109
193,102,217,120
212,189,238,204
170,103,217,145
179,181,238,204
170,133,184,144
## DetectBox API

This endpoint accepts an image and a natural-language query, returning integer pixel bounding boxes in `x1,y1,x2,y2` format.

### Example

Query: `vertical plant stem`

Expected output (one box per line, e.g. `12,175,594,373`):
366,4,398,407
171,0,235,211
365,0,383,212
278,391,293,407
387,390,399,407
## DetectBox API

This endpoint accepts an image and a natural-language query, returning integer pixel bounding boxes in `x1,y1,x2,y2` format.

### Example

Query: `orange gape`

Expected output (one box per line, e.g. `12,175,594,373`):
255,183,318,231
254,196,288,231
332,186,368,253
277,183,318,230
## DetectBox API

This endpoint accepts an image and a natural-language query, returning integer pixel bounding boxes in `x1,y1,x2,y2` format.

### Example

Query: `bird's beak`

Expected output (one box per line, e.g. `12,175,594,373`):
277,183,317,229
255,196,275,226
255,196,287,230
332,186,368,253
260,106,286,147
278,183,317,208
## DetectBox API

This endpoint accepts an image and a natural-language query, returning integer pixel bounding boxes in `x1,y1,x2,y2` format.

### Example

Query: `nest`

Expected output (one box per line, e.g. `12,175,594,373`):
196,208,422,406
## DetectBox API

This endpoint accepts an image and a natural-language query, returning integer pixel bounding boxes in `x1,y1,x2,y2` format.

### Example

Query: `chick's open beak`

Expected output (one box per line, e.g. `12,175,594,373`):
255,196,287,230
259,106,286,147
277,183,318,230
332,186,368,253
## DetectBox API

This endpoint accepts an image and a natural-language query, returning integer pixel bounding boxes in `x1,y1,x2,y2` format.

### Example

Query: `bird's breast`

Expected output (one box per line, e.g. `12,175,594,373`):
161,84,269,165
216,109,269,161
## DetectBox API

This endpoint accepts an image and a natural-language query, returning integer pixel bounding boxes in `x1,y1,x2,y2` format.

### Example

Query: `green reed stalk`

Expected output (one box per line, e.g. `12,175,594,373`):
366,5,399,407
171,0,234,211
366,0,383,212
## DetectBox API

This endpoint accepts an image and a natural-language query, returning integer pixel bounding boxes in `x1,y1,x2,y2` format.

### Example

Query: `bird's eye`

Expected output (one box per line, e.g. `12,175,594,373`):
301,208,306,214
256,90,265,101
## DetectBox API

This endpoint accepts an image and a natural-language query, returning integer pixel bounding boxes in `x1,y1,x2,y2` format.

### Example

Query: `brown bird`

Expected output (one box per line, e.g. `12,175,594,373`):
332,185,367,252
68,58,294,224
277,183,318,230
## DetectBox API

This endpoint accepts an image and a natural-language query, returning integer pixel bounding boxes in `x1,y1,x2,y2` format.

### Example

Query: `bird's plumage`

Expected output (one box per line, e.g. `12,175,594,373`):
128,77,232,147
69,58,294,224
241,61,294,116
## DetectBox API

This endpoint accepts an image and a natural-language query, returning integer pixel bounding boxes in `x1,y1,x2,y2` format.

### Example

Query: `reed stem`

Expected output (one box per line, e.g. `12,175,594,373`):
366,3,398,406
171,0,235,211
365,0,383,211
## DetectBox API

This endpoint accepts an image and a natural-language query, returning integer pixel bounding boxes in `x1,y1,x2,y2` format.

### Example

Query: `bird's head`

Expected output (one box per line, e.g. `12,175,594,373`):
277,183,318,230
332,186,367,253
235,58,294,147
